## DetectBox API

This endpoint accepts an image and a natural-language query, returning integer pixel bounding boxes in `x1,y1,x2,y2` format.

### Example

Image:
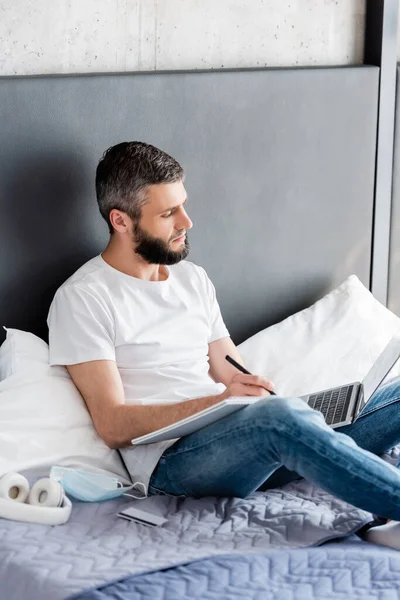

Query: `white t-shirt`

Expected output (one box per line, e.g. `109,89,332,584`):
47,254,229,496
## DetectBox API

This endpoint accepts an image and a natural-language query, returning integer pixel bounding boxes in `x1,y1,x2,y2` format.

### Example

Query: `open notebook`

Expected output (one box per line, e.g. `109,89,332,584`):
131,398,261,445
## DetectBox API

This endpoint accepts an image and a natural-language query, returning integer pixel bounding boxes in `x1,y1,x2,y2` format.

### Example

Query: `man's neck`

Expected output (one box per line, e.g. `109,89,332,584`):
101,245,168,282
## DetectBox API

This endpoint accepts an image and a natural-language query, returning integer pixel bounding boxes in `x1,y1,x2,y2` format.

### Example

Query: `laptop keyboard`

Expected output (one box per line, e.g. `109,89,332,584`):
307,385,353,425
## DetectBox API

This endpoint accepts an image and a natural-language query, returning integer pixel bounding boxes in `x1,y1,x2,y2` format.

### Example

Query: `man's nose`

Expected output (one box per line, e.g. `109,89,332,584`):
180,210,193,230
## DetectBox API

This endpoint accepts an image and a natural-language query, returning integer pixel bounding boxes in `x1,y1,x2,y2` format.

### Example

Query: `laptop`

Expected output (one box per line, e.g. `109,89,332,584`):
300,334,400,428
131,334,400,446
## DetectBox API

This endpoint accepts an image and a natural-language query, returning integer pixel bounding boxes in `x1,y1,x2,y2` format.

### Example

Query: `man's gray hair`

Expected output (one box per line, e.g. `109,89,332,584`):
95,141,184,234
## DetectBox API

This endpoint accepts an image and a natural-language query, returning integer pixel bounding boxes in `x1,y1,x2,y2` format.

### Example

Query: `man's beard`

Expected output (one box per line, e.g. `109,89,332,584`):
132,221,190,265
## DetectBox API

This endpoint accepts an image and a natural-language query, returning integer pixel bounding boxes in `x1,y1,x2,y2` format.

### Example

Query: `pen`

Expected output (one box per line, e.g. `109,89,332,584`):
225,355,277,395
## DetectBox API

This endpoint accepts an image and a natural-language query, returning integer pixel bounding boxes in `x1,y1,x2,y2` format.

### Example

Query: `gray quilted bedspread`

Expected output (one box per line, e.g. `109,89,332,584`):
75,540,400,600
0,479,372,600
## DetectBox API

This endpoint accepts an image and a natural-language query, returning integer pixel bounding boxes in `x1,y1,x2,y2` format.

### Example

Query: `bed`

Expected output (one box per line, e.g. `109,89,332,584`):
1,59,400,599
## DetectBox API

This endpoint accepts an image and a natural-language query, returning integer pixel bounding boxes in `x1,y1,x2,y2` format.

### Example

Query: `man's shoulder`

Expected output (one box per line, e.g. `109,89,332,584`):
55,255,107,298
47,257,112,328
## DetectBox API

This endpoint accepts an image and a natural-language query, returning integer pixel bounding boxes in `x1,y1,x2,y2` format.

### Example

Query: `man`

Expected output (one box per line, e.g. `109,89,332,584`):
48,141,400,545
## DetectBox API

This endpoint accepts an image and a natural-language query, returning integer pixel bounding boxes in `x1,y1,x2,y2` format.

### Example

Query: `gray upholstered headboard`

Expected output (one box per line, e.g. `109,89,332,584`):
0,66,379,345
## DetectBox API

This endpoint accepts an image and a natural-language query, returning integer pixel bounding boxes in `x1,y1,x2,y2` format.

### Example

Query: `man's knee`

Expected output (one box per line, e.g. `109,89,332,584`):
248,395,315,429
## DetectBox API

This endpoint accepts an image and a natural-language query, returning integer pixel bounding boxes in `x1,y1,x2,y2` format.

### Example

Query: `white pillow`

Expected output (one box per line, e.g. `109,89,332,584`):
0,327,66,381
0,329,130,482
237,275,400,398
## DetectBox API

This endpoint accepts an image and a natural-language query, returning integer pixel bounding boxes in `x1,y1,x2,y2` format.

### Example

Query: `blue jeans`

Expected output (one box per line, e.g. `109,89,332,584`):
148,377,400,520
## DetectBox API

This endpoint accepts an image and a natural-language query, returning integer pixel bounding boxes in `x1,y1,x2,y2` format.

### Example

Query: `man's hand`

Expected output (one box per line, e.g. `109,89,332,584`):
219,373,275,400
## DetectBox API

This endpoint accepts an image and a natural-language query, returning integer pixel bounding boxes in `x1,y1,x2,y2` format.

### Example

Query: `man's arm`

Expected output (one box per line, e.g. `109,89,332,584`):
208,337,248,386
66,360,224,449
208,336,275,390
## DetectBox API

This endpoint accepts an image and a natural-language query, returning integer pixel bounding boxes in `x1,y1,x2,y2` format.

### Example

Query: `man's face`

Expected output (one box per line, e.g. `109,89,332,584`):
132,180,193,265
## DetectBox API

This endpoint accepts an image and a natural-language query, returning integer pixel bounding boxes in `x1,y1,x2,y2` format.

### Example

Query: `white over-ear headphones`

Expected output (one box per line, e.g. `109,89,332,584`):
0,473,72,525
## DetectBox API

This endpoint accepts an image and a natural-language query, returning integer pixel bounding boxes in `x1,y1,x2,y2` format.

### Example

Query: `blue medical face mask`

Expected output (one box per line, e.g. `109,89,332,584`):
49,466,142,502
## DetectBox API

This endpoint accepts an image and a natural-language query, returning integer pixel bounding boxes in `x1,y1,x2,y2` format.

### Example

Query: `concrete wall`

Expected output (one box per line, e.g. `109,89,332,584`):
0,0,366,76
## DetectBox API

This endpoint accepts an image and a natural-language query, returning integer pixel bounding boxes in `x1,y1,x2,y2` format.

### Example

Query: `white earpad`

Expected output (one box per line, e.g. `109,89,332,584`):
28,478,64,508
0,473,29,503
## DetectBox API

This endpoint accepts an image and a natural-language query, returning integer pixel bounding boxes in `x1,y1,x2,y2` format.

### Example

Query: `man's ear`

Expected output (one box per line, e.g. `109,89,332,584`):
109,209,131,234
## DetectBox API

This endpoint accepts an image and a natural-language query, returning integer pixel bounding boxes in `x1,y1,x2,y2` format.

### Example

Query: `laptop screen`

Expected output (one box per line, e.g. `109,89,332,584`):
362,334,400,402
